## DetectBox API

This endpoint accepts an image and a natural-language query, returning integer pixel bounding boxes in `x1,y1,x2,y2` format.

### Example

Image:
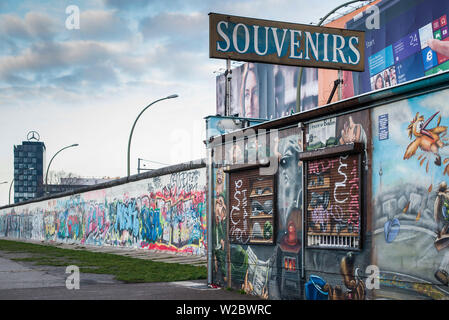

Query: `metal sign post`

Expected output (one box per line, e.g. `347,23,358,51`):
225,58,232,116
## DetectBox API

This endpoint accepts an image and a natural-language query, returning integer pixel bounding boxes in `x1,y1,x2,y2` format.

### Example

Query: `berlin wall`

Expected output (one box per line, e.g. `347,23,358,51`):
0,161,207,256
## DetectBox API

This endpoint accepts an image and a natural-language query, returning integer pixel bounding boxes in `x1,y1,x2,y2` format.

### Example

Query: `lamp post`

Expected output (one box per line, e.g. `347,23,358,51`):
8,179,14,205
45,144,79,194
9,167,34,205
127,94,178,176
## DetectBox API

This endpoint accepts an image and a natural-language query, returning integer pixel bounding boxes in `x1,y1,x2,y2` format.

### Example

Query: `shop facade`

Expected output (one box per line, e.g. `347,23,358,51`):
206,71,449,300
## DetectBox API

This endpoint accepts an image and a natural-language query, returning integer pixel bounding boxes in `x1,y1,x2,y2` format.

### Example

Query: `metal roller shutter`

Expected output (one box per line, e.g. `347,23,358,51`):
305,153,362,249
228,167,276,245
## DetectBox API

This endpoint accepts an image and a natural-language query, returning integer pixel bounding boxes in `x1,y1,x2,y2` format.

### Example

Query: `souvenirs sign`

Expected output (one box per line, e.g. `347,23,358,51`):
209,13,365,71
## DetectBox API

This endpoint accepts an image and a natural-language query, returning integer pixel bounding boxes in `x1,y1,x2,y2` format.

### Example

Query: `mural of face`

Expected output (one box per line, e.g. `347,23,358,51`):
275,70,285,118
277,135,302,232
244,66,259,118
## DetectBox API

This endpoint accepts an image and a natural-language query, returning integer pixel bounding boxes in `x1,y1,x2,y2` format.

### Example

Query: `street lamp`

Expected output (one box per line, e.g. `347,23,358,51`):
127,94,178,176
45,143,79,194
9,167,34,205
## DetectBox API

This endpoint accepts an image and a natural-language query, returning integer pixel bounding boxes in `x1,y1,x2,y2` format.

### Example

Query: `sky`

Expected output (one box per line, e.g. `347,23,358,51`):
0,0,360,205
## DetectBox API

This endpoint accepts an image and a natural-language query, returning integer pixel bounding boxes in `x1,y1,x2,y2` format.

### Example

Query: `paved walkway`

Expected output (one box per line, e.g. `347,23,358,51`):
0,238,262,300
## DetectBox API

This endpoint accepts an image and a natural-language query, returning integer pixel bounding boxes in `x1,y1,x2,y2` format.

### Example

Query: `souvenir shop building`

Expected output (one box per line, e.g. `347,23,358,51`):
206,71,449,300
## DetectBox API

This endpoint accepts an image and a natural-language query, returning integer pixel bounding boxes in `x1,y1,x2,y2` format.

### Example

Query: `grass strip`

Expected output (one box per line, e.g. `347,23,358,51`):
0,239,206,283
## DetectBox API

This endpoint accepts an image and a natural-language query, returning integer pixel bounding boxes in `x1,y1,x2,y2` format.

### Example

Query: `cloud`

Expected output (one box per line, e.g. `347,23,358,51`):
0,41,130,81
0,85,88,107
102,0,153,10
139,12,207,41
103,0,206,12
0,35,211,97
0,12,58,41
52,64,119,90
0,74,33,86
0,40,122,80
0,11,59,60
75,10,132,41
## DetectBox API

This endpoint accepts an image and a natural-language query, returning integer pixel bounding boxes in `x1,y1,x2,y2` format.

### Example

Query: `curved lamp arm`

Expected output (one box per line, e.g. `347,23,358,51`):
45,144,79,192
127,94,178,176
8,179,13,205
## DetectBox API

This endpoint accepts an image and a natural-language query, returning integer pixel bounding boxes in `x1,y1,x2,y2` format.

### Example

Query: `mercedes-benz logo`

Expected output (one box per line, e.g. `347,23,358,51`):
27,131,40,142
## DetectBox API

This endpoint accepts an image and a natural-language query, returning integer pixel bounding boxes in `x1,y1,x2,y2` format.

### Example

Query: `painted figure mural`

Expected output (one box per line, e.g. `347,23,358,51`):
211,127,304,300
306,111,368,156
403,111,447,167
276,133,303,235
305,252,366,300
212,167,227,286
302,110,370,301
372,89,449,299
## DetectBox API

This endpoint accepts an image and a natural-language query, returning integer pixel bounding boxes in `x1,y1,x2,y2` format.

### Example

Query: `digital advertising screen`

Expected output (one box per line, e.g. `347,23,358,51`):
345,0,449,97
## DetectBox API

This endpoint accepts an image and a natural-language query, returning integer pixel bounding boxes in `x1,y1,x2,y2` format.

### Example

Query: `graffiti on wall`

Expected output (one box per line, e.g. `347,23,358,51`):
305,252,366,300
210,110,375,300
229,177,250,244
212,127,304,299
306,154,361,248
301,109,371,300
306,111,370,172
372,88,449,299
213,167,228,286
0,168,207,256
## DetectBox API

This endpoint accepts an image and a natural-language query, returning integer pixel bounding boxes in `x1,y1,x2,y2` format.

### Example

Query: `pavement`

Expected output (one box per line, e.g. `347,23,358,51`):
0,238,260,300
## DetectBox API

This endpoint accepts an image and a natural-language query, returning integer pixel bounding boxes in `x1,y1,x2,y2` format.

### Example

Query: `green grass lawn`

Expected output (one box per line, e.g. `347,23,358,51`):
0,239,207,283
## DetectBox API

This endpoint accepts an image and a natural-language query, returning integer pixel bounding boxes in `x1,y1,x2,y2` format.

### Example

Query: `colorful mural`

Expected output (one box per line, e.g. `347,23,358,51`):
372,88,449,299
210,68,449,300
306,110,369,165
302,109,371,300
210,107,378,300
212,166,228,286
0,168,207,256
305,252,366,300
211,127,304,299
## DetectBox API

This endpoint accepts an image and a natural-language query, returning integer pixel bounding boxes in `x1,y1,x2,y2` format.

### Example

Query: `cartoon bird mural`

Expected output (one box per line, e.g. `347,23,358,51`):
404,111,447,166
